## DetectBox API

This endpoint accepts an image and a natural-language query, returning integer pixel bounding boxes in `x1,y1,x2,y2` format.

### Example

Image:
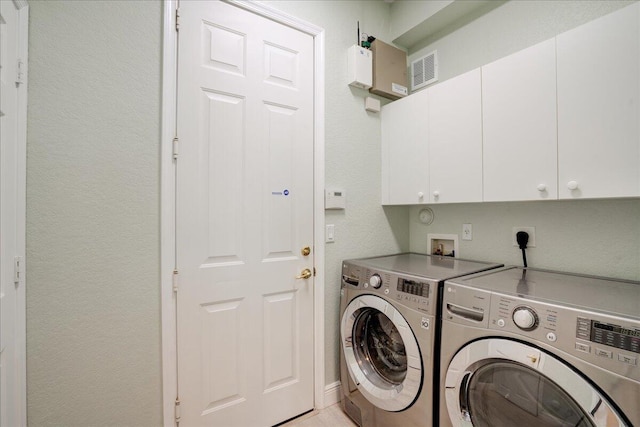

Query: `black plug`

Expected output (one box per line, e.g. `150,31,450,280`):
516,231,529,268
516,231,529,249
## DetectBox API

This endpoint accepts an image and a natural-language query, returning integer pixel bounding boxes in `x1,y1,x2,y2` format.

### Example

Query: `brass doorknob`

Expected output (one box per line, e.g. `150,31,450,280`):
296,268,312,279
301,246,311,256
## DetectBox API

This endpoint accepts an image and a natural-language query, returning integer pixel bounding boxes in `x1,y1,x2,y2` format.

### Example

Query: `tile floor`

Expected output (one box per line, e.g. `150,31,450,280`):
284,403,356,427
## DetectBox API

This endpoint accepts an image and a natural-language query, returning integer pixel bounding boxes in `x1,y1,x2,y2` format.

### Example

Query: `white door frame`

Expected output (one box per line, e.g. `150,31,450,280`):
0,1,28,425
160,1,325,424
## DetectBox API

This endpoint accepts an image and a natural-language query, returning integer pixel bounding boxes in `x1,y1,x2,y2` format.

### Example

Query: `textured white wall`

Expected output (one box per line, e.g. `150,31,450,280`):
24,1,640,423
405,0,640,282
388,0,453,41
27,0,410,419
410,200,640,281
261,0,411,385
409,0,636,83
26,1,163,425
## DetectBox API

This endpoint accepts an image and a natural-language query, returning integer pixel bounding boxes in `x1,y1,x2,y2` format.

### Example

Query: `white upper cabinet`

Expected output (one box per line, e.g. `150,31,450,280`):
381,89,429,205
428,68,483,203
557,3,640,199
482,38,558,202
381,3,640,206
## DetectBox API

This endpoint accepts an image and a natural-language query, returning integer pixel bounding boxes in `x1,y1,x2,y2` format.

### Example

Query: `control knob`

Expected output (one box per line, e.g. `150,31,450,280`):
512,306,538,331
369,274,383,289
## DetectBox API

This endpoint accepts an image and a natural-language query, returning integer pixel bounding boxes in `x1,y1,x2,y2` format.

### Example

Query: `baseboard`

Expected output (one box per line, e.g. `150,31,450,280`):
323,380,342,407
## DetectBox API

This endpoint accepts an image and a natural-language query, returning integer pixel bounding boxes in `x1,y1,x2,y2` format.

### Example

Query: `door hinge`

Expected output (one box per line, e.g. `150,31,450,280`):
172,137,179,160
172,269,179,292
175,7,181,32
16,59,24,85
14,256,23,284
175,397,181,424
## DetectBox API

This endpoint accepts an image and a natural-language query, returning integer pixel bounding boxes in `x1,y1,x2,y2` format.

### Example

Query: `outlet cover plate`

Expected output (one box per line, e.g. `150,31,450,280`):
512,226,536,247
462,224,472,241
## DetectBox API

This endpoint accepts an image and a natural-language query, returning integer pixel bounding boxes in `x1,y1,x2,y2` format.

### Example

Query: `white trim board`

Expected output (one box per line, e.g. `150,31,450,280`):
160,1,177,425
0,1,29,425
324,381,342,407
160,1,326,424
16,4,29,423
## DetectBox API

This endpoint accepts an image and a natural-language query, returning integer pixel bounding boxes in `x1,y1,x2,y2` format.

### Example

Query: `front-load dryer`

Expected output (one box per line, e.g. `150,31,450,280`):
339,253,502,427
439,267,640,427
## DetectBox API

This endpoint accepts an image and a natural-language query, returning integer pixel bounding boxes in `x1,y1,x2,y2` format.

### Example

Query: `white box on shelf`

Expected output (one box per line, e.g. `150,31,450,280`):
365,97,380,113
348,45,372,89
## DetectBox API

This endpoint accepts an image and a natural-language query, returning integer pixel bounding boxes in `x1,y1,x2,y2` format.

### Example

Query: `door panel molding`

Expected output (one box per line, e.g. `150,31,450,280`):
160,1,325,425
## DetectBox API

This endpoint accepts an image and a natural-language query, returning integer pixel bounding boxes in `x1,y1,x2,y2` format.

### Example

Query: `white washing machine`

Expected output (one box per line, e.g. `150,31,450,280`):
339,253,502,427
439,267,640,427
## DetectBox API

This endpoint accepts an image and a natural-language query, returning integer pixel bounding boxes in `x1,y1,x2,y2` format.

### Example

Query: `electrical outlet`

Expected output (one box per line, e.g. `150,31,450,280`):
512,226,536,247
462,224,472,241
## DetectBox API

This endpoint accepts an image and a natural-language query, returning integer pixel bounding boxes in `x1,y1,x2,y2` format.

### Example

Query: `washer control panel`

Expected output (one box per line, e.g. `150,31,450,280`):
341,262,436,314
576,317,640,356
369,274,383,289
443,282,640,382
490,294,640,381
512,306,539,330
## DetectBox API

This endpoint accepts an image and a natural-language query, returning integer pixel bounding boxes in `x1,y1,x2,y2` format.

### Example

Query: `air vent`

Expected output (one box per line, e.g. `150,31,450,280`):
411,50,438,91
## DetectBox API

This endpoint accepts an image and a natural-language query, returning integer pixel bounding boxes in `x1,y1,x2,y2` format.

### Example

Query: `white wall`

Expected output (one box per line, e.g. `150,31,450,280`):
261,0,411,386
26,1,163,425
405,0,640,282
27,1,410,422
410,200,640,280
409,0,636,83
24,1,640,424
389,0,453,41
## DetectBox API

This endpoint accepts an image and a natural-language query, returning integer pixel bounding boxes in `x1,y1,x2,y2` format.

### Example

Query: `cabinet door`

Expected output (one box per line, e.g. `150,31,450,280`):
482,38,558,202
557,3,640,199
428,68,482,203
381,89,429,205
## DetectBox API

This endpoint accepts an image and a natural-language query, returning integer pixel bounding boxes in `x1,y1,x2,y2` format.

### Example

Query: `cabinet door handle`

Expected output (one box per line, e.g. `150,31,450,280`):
567,180,579,190
537,184,547,192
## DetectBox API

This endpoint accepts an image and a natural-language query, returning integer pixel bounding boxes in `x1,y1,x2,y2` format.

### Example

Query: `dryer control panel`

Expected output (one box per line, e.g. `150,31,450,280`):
341,262,437,315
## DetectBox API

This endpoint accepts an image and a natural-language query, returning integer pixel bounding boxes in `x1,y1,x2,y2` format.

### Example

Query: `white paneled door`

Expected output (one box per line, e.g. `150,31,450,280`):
175,2,315,426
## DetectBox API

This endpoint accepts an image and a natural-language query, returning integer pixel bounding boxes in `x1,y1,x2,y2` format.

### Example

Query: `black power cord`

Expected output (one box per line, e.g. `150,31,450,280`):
516,231,529,268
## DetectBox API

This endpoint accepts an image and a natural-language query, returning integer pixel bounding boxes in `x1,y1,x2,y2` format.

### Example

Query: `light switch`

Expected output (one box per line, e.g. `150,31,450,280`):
326,224,335,243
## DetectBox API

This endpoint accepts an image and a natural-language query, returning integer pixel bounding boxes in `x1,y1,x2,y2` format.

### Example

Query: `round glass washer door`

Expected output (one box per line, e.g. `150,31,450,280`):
341,294,422,412
444,338,626,427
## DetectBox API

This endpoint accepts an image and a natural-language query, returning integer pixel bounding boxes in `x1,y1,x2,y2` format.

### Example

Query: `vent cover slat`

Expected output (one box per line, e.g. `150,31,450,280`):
411,50,438,91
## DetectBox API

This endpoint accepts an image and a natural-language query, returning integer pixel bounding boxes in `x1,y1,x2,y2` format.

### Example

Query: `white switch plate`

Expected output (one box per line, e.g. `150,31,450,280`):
326,224,335,243
462,224,472,241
